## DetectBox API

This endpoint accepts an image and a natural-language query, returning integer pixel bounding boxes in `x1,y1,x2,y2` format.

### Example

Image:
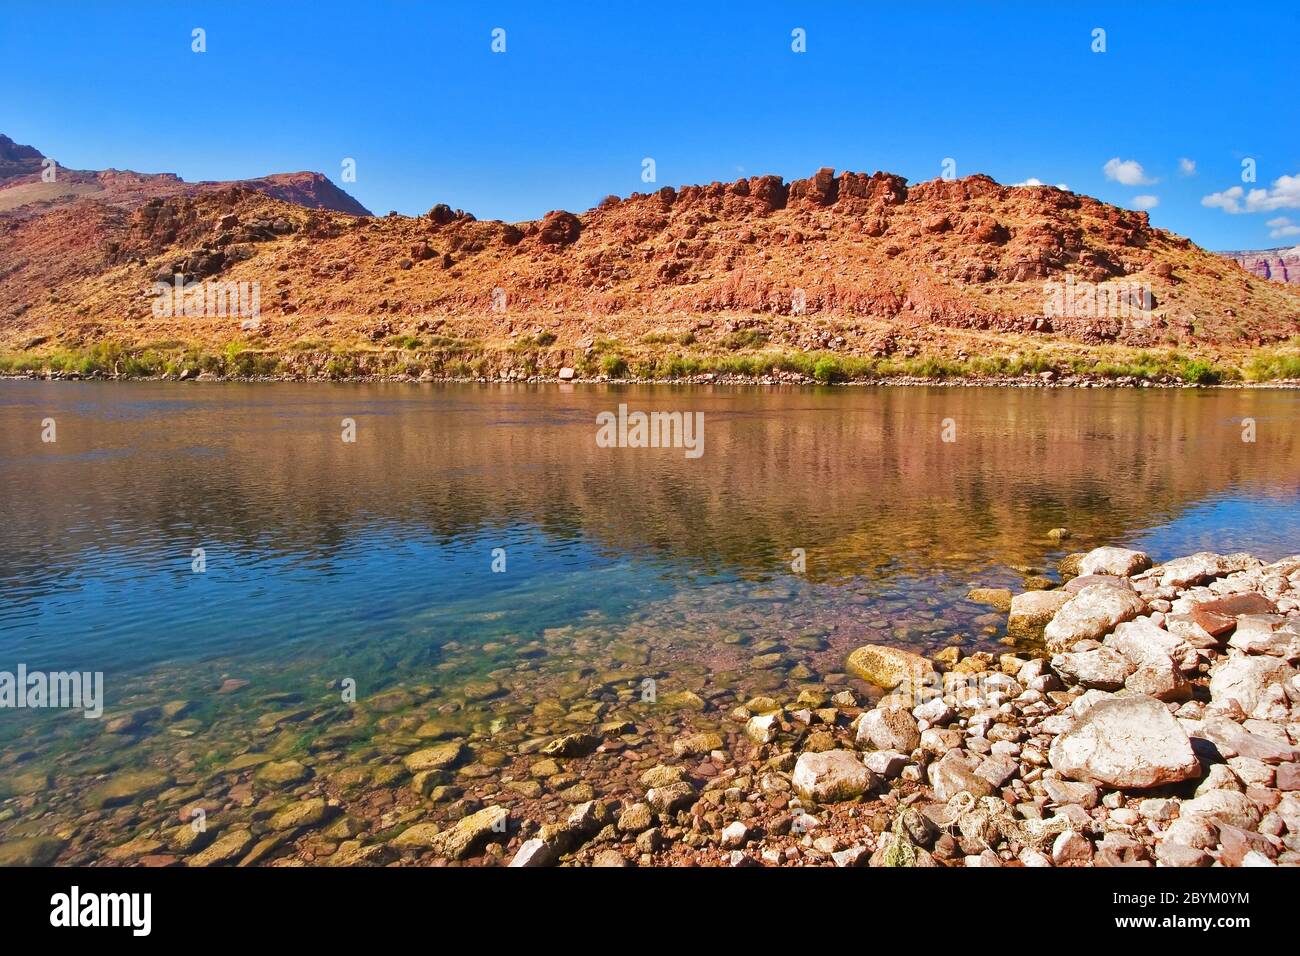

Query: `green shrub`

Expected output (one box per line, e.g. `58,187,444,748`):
721,328,770,350
1177,358,1221,385
385,334,423,350
812,356,844,383
599,354,628,377
1244,351,1300,381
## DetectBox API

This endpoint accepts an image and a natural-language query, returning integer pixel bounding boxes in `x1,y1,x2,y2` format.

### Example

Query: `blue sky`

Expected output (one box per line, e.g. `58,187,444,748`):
2,1,1297,250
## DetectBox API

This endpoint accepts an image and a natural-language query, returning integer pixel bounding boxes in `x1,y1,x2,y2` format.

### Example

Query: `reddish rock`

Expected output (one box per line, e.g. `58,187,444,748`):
1190,593,1278,639
1215,823,1275,866
537,210,582,246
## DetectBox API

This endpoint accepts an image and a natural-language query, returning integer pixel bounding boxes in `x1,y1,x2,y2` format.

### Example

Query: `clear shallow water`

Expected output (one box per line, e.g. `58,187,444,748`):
1,381,1298,845
3,380,1300,684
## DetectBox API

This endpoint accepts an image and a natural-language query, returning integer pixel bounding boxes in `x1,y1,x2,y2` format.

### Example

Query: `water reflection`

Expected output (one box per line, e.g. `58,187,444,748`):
1,381,1298,672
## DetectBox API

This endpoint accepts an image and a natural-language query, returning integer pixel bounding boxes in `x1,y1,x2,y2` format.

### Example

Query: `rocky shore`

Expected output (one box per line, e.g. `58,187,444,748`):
7,366,1300,389
2,547,1298,868
493,547,1300,868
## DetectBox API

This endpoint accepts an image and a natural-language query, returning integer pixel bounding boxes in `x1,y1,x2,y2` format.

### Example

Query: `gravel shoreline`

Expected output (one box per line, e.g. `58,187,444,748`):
5,369,1300,389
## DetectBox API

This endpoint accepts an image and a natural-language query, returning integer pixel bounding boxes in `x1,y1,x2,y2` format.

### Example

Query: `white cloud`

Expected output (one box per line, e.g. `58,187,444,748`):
1178,158,1196,176
1132,195,1159,210
1103,157,1155,186
1202,186,1245,212
1014,177,1069,190
1202,173,1300,214
1267,216,1300,239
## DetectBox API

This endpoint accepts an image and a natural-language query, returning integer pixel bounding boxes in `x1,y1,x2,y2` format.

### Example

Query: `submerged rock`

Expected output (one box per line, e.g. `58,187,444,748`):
86,769,173,809
436,805,509,859
187,829,255,867
967,588,1013,612
391,823,443,850
271,797,331,831
540,732,600,758
845,644,934,690
254,759,310,788
0,836,65,866
745,713,781,744
672,732,723,757
402,742,466,772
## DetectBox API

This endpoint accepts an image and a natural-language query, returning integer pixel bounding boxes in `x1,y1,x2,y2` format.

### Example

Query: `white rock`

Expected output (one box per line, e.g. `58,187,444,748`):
919,727,963,756
745,713,780,744
1125,654,1191,702
1162,815,1218,849
1051,647,1135,690
862,749,907,779
1044,585,1147,653
1137,797,1179,822
1009,590,1073,631
1051,829,1093,864
720,821,750,849
1108,618,1198,671
1180,790,1261,830
1194,764,1243,795
831,845,869,867
1068,689,1115,718
1018,847,1053,867
508,838,556,867
1109,807,1139,826
791,750,878,803
1209,655,1296,715
1158,552,1240,589
856,705,921,752
913,697,955,726
1081,547,1152,577
1048,695,1200,789
1227,756,1274,788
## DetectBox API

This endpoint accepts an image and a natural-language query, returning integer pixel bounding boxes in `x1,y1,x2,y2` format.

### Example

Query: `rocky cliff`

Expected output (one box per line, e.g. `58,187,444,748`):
1219,247,1300,285
3,140,1299,375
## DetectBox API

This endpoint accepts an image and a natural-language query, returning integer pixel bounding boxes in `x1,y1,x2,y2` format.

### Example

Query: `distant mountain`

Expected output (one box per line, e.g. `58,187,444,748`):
0,134,46,183
0,134,371,217
1218,246,1300,285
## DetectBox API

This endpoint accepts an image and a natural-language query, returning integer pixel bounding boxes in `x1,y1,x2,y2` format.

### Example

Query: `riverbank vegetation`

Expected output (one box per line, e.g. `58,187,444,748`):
3,338,1299,386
